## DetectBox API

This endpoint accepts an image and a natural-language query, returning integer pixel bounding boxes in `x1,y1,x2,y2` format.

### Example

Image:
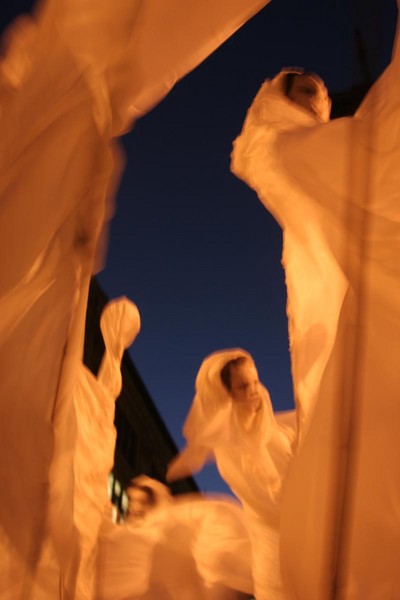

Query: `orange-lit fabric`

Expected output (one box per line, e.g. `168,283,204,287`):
231,11,400,597
167,349,296,599
1,0,272,137
231,70,335,442
97,478,254,600
70,298,140,599
0,0,271,596
48,0,272,135
0,296,140,599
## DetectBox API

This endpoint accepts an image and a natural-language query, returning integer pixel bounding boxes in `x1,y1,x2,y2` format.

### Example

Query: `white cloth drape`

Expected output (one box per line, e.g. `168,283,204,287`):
97,478,254,600
167,349,296,599
231,9,400,597
0,0,272,596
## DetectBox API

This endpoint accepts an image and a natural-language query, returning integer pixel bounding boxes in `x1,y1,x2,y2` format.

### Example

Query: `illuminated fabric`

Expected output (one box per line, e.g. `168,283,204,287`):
167,349,296,599
0,295,139,599
0,0,272,596
231,13,400,597
97,477,254,600
71,298,140,598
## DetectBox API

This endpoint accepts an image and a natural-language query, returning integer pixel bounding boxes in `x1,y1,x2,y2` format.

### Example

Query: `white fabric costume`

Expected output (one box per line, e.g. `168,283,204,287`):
0,296,140,599
231,8,400,597
167,349,296,599
97,475,254,600
0,0,272,597
70,298,140,599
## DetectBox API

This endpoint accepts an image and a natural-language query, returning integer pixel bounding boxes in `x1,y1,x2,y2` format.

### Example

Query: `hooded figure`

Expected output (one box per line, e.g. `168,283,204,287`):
231,69,334,442
230,29,400,598
0,1,272,596
167,349,296,599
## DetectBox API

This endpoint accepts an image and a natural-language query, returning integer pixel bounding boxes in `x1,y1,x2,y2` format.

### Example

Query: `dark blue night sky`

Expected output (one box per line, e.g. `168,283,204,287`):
2,0,397,494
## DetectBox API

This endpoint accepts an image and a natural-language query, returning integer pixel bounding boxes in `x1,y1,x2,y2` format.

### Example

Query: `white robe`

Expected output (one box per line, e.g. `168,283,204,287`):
167,349,296,599
0,0,273,596
231,9,400,597
97,486,254,600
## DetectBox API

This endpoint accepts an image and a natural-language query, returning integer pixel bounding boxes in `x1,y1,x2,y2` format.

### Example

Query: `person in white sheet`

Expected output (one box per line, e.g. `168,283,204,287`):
97,475,254,600
230,17,400,595
167,349,296,600
0,1,273,596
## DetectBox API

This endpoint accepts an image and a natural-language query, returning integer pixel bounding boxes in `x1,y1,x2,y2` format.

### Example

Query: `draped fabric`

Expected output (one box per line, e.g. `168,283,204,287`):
167,349,296,599
45,0,273,135
231,8,400,597
0,36,108,596
0,294,140,599
231,71,334,442
167,349,276,479
0,0,271,597
1,0,272,138
97,477,254,600
69,298,140,599
167,349,294,514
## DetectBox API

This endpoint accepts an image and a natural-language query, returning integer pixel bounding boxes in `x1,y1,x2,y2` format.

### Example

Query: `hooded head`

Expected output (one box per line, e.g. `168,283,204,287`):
272,67,331,123
183,349,275,449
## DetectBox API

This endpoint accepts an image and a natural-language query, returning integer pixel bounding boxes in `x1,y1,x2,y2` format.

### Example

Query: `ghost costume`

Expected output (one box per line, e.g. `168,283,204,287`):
97,475,254,600
167,349,296,599
0,0,273,596
70,298,140,598
231,13,400,597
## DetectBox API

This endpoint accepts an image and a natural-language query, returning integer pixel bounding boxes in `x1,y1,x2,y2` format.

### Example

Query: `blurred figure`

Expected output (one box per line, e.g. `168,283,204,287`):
70,297,141,598
0,294,140,599
231,66,332,442
127,482,159,522
230,16,400,595
97,475,254,600
0,0,272,596
167,349,296,599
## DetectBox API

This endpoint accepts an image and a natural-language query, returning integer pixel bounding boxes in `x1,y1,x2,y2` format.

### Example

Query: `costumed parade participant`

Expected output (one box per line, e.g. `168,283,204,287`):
97,475,254,600
0,0,272,596
70,297,141,599
0,294,140,599
230,4,400,595
167,349,296,599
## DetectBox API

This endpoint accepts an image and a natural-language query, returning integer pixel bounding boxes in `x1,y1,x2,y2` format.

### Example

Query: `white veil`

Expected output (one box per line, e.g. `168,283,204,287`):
167,348,276,481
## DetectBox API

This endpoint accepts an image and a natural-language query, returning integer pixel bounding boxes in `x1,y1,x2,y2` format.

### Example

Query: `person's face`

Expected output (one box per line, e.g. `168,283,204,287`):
129,488,152,519
287,74,319,114
230,361,262,411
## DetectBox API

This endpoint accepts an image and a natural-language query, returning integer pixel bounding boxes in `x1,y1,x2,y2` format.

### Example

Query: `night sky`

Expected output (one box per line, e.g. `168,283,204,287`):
2,0,397,494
